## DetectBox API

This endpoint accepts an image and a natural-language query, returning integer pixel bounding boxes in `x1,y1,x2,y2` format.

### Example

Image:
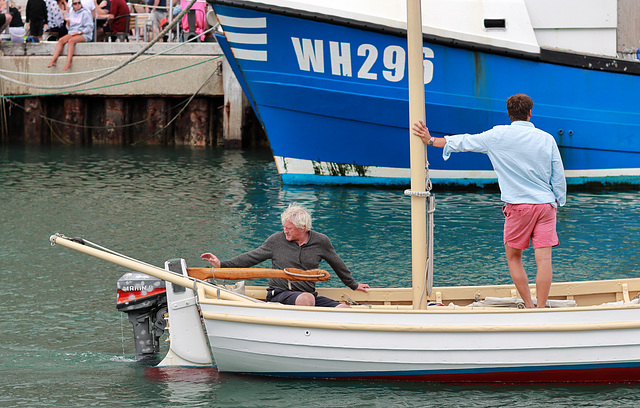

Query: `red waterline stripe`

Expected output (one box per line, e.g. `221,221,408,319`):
332,366,640,384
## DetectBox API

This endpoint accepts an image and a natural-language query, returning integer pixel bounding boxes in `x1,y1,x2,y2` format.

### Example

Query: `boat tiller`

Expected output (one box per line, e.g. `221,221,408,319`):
116,272,167,361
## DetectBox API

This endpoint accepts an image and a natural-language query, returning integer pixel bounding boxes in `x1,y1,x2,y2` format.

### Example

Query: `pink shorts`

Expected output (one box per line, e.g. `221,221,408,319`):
503,203,558,249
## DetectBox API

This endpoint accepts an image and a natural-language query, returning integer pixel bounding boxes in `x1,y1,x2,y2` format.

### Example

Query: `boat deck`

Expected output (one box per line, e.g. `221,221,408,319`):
221,277,640,309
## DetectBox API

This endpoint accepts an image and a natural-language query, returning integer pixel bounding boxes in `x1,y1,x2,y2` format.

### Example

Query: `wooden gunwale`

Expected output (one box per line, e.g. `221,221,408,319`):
199,308,640,332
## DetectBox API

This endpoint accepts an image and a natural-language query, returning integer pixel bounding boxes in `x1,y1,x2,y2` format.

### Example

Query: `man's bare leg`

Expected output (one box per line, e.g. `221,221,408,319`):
534,246,553,308
505,244,534,308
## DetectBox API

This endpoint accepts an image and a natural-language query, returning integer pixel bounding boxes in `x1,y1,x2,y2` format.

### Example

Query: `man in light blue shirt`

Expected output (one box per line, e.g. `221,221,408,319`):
412,93,566,308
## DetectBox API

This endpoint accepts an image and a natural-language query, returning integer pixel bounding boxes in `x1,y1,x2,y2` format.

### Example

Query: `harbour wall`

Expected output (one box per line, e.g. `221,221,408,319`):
0,42,267,148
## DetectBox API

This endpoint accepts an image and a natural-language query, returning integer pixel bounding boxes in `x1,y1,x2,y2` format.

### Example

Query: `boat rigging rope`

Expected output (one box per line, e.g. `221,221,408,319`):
50,233,263,302
403,149,436,307
0,0,200,90
425,150,433,192
283,268,327,278
52,234,166,271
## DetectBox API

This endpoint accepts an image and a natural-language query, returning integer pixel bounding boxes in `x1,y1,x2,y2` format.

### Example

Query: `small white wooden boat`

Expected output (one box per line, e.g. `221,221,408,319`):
50,0,640,383
51,234,640,382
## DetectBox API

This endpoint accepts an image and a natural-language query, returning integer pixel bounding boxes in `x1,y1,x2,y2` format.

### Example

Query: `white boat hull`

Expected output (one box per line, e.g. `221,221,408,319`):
49,236,640,383
200,301,640,382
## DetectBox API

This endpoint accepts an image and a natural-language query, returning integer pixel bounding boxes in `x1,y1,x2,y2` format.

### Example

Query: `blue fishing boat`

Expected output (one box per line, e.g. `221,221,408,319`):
207,0,640,187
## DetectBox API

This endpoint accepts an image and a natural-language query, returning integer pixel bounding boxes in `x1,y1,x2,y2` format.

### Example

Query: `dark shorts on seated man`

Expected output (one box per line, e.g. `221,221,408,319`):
30,20,45,37
49,25,69,37
267,288,340,307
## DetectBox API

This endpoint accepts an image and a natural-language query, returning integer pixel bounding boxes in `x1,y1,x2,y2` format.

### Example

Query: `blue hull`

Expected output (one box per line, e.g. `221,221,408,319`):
211,1,640,187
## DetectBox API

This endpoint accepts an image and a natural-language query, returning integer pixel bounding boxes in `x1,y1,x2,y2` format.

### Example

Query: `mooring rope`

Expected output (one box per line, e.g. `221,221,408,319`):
4,55,220,99
0,78,7,139
1,61,218,140
0,25,217,79
131,62,220,145
0,0,200,90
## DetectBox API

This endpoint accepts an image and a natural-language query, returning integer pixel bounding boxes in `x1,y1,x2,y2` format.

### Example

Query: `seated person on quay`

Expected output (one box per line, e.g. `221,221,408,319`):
96,0,128,40
47,0,93,70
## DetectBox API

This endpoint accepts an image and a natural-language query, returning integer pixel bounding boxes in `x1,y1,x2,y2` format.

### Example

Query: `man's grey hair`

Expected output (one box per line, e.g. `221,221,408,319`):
281,203,312,232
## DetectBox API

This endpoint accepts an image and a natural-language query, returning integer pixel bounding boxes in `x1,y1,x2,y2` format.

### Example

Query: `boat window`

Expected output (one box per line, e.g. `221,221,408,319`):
484,19,506,30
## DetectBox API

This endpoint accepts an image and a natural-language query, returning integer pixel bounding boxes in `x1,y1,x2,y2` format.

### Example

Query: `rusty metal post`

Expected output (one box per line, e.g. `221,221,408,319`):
139,98,167,145
23,98,42,144
62,98,85,144
182,98,209,146
96,98,125,145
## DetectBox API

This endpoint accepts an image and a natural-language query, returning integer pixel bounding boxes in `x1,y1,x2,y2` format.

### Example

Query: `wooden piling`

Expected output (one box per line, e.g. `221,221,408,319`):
222,59,249,149
9,95,265,147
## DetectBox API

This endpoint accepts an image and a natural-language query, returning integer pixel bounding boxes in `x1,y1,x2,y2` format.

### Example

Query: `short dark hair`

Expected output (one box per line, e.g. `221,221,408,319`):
506,93,533,122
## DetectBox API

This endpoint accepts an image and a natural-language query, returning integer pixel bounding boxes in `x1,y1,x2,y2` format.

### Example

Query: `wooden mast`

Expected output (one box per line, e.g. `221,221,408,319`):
407,0,430,309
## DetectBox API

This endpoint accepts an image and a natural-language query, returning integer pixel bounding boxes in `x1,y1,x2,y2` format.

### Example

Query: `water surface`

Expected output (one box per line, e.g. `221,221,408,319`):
1,146,639,407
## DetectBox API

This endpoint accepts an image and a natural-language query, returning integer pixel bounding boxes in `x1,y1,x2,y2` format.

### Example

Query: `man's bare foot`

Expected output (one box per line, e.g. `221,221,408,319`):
62,65,71,71
47,62,56,68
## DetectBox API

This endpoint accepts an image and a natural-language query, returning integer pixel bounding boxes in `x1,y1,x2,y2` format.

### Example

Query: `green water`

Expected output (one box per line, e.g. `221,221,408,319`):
1,146,640,407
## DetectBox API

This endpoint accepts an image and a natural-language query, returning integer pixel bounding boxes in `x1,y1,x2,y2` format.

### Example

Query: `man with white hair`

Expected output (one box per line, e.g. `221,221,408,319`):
201,204,370,308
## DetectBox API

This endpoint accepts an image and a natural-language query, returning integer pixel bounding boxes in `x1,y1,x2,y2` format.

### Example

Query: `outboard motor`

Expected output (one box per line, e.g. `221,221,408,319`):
116,272,168,361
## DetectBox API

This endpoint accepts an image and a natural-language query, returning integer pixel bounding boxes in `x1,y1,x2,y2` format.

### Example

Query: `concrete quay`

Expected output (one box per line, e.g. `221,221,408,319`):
0,42,264,147
1,42,223,96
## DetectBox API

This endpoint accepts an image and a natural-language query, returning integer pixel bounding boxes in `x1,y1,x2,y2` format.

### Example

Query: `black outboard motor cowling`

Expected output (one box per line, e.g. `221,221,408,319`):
116,272,167,361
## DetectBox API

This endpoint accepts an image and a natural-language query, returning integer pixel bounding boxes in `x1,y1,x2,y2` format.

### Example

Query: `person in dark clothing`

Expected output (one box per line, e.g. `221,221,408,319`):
8,3,25,42
26,0,47,40
9,4,22,25
97,0,127,41
44,0,67,38
201,204,370,307
107,0,128,33
0,0,12,34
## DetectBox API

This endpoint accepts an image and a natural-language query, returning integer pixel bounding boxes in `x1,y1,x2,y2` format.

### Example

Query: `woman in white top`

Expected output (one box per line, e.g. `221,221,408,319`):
47,0,93,70
44,0,68,36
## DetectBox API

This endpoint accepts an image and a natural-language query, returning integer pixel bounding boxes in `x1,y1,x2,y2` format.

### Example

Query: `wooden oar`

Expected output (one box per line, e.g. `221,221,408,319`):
187,267,330,281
